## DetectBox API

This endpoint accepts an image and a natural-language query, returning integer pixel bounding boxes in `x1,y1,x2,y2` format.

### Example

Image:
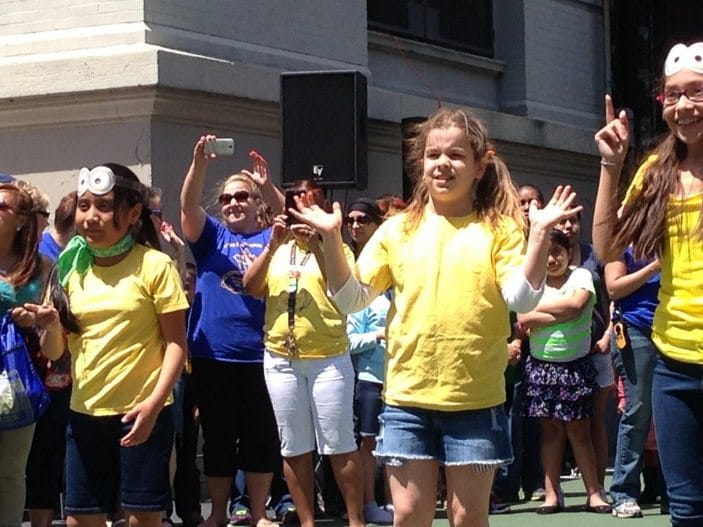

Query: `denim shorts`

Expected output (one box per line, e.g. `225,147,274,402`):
355,380,384,437
64,408,173,514
375,404,513,468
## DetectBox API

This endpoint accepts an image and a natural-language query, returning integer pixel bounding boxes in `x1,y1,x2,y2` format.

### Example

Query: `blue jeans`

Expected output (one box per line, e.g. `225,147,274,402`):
652,355,703,526
609,325,657,505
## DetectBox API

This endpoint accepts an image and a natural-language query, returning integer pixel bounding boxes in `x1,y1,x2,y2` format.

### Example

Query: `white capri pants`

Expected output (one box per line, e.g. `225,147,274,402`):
263,350,357,457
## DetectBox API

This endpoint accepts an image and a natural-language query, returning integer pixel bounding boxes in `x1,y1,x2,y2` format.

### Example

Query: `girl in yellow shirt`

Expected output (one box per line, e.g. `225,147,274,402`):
593,42,703,527
290,107,581,527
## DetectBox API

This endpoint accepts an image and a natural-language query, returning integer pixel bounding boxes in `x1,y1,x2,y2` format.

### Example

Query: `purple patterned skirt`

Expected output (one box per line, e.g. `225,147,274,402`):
521,354,598,422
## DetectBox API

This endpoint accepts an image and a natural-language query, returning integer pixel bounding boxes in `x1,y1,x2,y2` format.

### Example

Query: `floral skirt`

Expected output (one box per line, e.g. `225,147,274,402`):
521,354,598,422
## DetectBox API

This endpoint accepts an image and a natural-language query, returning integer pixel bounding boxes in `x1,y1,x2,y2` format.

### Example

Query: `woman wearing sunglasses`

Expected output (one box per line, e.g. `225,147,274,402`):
180,135,284,527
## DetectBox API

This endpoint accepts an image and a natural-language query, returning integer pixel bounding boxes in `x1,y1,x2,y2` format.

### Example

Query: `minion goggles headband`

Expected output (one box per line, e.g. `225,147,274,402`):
664,42,703,76
77,166,143,196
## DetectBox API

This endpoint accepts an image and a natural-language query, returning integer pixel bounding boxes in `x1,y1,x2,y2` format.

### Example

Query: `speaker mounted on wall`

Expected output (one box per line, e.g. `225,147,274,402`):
281,70,368,189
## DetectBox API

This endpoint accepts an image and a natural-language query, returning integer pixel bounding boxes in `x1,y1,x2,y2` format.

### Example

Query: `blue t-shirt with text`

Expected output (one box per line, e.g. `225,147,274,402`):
187,216,271,363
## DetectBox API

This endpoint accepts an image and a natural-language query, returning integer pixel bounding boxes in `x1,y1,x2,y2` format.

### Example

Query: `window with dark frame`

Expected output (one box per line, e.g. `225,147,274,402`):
368,0,494,57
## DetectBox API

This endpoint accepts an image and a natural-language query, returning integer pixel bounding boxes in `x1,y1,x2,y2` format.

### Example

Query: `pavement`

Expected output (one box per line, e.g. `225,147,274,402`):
34,475,669,526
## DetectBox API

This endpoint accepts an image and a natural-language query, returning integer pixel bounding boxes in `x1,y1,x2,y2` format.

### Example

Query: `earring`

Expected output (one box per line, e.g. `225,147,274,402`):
16,226,21,231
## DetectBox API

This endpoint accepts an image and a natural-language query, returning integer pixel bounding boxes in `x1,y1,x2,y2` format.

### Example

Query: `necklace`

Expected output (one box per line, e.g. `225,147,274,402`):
285,243,312,359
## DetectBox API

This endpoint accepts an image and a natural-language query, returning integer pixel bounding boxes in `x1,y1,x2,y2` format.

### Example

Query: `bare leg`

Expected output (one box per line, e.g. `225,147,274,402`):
29,509,54,527
283,452,316,527
540,419,566,507
445,465,494,527
67,514,108,527
201,476,231,527
330,450,365,527
360,436,378,505
126,511,162,527
388,459,439,527
246,471,274,524
565,419,610,506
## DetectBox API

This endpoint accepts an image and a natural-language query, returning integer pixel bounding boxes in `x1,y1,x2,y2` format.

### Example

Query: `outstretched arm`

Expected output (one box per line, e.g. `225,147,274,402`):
593,95,630,262
180,135,215,243
245,150,285,215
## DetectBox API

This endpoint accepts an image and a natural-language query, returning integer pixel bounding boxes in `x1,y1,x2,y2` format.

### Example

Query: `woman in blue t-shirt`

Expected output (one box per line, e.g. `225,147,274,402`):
180,136,284,527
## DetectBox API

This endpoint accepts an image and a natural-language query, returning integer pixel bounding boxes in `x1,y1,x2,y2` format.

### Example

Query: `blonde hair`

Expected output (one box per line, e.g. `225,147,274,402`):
403,107,523,231
215,172,272,228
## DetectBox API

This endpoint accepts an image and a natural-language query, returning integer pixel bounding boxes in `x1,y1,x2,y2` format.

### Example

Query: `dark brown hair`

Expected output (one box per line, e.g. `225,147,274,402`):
613,134,689,260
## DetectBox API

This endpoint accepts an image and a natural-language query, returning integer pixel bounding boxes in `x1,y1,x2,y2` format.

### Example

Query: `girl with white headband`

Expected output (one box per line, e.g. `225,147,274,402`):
38,163,188,526
593,42,703,526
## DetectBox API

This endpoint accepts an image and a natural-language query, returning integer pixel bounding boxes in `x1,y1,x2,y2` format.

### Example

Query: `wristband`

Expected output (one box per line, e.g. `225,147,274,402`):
600,159,623,167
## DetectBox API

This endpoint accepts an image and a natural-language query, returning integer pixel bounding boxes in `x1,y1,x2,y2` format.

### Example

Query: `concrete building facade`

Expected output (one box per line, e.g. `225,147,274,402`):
0,0,607,227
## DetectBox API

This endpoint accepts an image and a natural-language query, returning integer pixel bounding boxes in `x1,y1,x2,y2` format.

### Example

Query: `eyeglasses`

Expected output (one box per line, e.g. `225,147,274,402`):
150,208,162,219
658,84,703,106
218,190,251,205
344,215,373,226
0,202,14,213
38,210,50,219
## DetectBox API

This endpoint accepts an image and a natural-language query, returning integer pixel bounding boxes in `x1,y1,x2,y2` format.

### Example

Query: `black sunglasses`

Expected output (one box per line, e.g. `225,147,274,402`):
344,215,373,226
219,190,251,205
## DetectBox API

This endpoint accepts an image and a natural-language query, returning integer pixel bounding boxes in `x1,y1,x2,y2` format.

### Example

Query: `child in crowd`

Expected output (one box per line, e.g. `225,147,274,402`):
38,163,188,527
287,107,581,527
517,229,611,515
593,41,703,526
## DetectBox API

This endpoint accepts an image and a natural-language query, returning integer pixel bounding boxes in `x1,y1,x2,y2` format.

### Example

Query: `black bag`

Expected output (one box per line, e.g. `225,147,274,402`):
0,314,51,430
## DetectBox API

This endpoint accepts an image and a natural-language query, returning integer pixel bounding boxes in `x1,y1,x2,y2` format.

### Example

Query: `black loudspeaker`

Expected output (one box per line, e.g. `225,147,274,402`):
281,70,367,189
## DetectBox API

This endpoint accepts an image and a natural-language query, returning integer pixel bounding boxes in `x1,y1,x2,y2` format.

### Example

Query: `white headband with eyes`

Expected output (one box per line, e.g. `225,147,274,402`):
77,166,142,196
664,42,703,76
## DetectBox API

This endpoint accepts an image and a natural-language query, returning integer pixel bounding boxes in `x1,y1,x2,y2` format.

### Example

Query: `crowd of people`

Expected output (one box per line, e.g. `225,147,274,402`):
0,39,702,527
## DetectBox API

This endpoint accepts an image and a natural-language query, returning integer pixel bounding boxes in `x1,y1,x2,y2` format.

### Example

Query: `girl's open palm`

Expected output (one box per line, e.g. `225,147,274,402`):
529,185,583,231
289,196,343,236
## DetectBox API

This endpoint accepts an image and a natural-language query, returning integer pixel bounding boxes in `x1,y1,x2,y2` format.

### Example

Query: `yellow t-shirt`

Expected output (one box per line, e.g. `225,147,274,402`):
67,245,189,416
356,211,525,411
265,240,355,359
625,158,703,364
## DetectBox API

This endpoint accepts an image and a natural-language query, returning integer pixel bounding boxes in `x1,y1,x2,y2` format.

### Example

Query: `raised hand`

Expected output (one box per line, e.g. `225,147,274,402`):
193,134,217,169
594,95,630,165
269,214,291,252
245,150,270,187
288,194,343,237
529,185,583,232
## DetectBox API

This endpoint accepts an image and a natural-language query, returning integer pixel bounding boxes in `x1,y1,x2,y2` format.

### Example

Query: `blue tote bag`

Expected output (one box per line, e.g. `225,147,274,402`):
0,313,50,430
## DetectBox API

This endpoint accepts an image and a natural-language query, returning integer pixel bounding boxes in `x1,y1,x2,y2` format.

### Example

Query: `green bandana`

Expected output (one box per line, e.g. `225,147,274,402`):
57,233,135,287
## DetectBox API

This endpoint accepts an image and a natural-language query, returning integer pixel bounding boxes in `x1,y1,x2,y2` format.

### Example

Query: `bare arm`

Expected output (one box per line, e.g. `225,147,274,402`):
180,136,213,243
593,95,630,262
531,289,592,319
605,258,660,300
120,309,187,447
246,150,285,215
